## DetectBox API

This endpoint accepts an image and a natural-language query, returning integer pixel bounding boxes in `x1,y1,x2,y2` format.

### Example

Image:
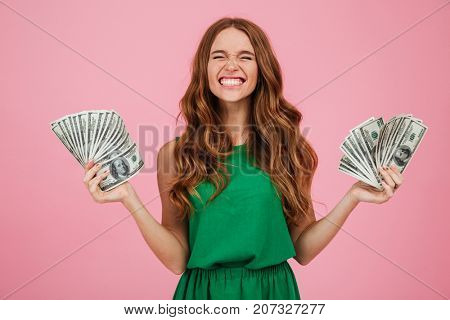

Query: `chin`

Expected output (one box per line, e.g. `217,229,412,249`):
213,89,251,101
220,95,249,103
219,94,242,101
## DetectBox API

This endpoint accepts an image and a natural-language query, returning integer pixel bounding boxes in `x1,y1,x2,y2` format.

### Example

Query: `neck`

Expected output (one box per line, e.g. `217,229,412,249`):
218,97,251,145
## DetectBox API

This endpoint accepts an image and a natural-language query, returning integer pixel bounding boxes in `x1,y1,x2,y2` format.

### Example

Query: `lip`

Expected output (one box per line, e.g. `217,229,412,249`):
218,76,246,89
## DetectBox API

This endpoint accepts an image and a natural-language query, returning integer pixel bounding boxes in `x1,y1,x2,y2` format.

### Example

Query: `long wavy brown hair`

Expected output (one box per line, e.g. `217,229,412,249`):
168,17,318,227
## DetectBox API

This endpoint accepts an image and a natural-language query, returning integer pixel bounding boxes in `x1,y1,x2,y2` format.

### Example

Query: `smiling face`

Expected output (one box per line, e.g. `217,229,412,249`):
207,27,258,103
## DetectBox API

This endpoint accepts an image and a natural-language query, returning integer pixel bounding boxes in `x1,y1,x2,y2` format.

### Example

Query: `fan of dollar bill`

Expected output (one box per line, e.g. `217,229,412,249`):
50,109,144,191
339,114,428,190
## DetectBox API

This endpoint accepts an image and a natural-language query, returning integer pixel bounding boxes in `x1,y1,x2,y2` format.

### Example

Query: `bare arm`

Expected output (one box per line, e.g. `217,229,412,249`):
124,139,189,274
291,189,358,266
122,191,189,275
290,165,403,266
83,139,189,275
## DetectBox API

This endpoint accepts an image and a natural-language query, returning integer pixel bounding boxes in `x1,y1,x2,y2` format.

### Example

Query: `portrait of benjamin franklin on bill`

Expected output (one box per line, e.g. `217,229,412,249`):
110,156,130,180
393,145,412,167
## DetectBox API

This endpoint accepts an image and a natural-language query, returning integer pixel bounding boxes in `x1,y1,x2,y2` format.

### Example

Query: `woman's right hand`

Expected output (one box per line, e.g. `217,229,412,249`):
83,160,136,204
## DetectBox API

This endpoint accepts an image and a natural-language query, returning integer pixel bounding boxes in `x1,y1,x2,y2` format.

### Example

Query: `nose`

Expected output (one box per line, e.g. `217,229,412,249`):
225,55,239,70
225,61,238,71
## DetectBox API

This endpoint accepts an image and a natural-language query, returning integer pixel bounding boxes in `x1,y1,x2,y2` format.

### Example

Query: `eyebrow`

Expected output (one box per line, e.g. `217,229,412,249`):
210,50,255,56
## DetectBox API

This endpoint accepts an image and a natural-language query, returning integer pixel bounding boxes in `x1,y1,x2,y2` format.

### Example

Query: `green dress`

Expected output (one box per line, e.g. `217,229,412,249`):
172,136,301,300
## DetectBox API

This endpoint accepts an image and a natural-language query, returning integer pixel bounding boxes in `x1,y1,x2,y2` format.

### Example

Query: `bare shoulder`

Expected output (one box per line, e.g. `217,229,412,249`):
156,138,189,253
157,139,178,176
157,137,179,203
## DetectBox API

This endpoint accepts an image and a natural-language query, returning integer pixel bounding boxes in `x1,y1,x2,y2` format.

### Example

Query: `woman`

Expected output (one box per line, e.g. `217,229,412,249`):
83,17,403,299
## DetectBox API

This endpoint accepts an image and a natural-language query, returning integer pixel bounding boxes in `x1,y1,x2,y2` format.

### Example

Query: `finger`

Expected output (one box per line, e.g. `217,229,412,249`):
379,167,396,189
390,165,401,174
387,165,403,186
381,180,394,198
84,159,96,172
83,162,103,186
88,170,109,193
89,168,109,186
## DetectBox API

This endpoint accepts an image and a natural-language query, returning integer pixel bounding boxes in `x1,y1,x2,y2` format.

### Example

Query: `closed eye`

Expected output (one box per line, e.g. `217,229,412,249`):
212,56,252,60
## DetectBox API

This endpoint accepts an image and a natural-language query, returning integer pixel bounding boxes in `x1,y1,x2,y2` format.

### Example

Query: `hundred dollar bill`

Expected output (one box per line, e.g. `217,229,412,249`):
338,114,427,190
375,118,389,169
51,109,145,191
381,115,405,166
91,111,113,160
340,134,375,179
377,116,396,167
340,155,372,180
73,114,86,162
96,132,133,163
358,116,384,167
87,111,105,159
95,114,125,160
380,114,412,166
338,164,380,189
350,119,383,188
51,122,84,165
383,115,412,167
339,155,379,188
385,119,427,173
98,143,144,191
61,117,82,162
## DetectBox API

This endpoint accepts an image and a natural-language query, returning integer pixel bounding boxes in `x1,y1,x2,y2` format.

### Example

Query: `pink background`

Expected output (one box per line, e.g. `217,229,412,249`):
1,0,449,299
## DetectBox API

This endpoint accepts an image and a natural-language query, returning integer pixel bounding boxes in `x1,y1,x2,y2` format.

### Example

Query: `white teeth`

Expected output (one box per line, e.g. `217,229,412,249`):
220,78,243,86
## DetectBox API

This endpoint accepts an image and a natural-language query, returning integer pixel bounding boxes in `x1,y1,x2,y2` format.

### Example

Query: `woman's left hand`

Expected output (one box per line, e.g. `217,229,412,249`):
349,165,404,204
